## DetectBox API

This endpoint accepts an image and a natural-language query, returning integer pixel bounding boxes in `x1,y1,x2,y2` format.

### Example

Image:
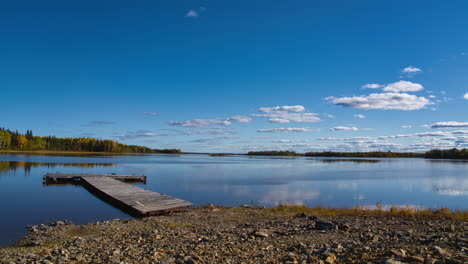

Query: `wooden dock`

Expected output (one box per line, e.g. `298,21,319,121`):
43,173,193,216
44,173,147,183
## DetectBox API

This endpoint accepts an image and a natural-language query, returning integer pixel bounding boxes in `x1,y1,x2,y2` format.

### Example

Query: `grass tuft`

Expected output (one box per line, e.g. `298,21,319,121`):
266,204,468,221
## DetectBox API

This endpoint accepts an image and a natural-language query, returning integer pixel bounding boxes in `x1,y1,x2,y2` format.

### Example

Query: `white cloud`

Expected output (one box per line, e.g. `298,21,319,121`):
464,93,468,100
185,10,198,18
317,136,373,141
452,130,468,135
272,139,309,143
168,115,251,128
318,130,468,141
143,112,157,116
382,81,424,92
313,130,468,152
259,105,305,113
429,95,436,98
257,127,316,133
169,119,231,127
227,115,252,123
401,66,422,74
115,130,161,140
185,130,235,135
328,92,431,111
401,125,412,128
354,114,366,119
429,122,468,129
330,126,359,131
254,105,321,123
361,83,382,89
187,136,238,144
253,112,321,123
378,131,452,139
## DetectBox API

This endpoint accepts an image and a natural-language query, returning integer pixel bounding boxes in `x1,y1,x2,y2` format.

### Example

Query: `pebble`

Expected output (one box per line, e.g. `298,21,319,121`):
40,249,52,257
254,231,269,238
385,259,406,264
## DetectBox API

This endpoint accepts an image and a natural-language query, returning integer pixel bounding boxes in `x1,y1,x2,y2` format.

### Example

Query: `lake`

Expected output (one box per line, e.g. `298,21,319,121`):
0,153,467,246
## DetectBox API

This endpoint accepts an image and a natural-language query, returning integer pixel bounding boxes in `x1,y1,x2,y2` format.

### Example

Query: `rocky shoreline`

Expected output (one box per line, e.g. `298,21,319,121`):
0,206,467,264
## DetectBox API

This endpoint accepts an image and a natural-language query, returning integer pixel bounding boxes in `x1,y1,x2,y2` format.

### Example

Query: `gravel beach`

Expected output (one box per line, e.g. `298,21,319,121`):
0,206,467,264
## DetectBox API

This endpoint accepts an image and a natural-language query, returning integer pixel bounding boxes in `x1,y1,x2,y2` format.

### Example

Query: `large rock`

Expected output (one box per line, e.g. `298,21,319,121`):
315,219,338,230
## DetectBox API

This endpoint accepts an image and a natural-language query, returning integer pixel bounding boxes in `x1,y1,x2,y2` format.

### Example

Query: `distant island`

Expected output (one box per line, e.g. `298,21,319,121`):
247,149,468,160
0,128,181,154
247,151,301,157
210,153,233,156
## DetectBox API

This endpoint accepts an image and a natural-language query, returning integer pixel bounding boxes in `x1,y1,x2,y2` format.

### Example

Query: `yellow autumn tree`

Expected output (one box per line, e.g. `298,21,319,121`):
16,135,28,150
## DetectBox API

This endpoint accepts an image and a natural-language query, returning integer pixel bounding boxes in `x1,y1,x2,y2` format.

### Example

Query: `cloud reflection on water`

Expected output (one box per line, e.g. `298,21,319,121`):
432,178,468,196
258,189,320,206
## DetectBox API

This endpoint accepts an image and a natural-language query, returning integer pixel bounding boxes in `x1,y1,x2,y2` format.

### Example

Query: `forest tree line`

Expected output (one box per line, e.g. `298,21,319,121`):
248,149,468,159
424,148,468,159
0,128,181,154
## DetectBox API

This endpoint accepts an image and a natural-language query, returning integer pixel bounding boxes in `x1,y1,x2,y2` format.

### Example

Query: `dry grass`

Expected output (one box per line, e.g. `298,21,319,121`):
65,226,103,237
266,204,468,221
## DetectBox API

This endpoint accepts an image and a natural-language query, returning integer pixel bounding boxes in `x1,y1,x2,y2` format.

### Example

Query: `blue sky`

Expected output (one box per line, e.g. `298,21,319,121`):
1,0,468,153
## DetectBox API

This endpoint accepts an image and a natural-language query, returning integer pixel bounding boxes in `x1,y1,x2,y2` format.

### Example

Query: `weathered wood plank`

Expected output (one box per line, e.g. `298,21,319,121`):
43,173,192,215
80,176,192,215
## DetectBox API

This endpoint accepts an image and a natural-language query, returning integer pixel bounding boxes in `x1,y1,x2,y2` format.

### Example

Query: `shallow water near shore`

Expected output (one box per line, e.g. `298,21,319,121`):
0,153,467,246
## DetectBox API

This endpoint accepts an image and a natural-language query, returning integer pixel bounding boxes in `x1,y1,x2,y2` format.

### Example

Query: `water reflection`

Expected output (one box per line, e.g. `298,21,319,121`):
432,178,468,196
0,161,116,175
258,189,320,206
427,159,468,164
248,156,299,160
310,158,381,163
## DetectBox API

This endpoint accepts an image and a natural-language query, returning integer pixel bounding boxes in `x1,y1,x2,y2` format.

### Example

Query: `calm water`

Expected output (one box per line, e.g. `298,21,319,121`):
0,153,467,246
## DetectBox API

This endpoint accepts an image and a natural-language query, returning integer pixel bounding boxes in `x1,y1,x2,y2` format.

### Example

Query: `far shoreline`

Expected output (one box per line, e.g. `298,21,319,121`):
0,150,182,156
2,150,468,161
